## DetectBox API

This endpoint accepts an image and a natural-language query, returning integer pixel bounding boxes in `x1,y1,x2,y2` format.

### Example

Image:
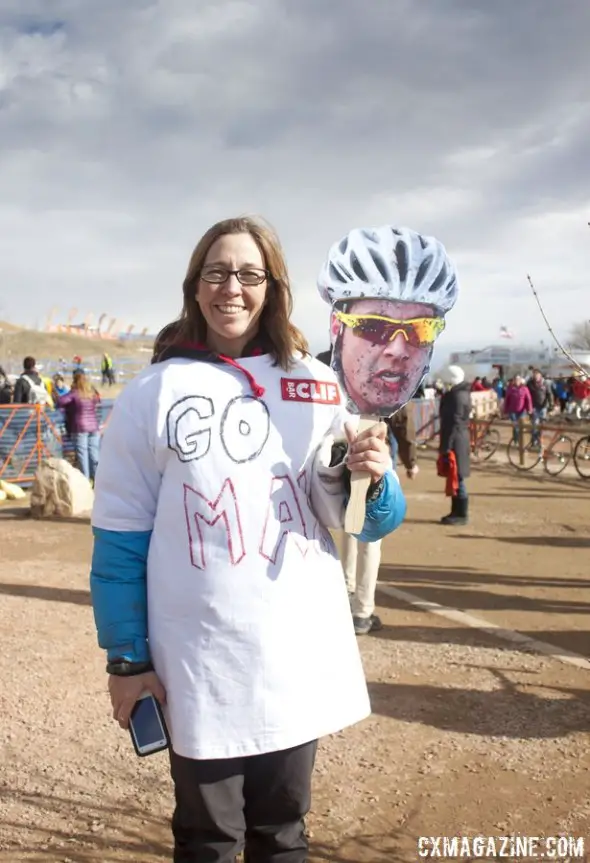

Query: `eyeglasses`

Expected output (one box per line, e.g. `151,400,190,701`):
200,266,269,286
334,311,445,347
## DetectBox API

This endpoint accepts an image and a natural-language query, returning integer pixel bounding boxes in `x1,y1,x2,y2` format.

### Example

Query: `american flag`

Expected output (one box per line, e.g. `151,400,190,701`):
499,325,514,339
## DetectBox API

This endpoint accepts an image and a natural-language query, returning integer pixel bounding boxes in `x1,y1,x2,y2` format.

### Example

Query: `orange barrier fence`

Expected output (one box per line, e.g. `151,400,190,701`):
0,405,63,484
0,400,115,485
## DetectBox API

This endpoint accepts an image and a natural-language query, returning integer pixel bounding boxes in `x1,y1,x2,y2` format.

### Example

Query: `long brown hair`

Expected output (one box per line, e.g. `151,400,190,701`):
154,216,309,370
72,370,96,400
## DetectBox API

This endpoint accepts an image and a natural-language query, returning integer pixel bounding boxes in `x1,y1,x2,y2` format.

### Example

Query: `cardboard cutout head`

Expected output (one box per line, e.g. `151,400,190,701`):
318,225,459,416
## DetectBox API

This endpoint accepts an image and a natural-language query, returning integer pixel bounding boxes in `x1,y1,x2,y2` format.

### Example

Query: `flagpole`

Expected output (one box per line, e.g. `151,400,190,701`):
526,274,586,374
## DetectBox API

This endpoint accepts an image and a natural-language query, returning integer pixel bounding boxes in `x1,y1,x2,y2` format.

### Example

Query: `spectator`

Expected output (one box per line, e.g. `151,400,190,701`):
101,353,116,386
553,376,569,413
39,366,56,409
571,373,590,405
471,377,485,392
492,376,505,399
57,371,101,481
527,369,553,445
503,375,533,442
52,374,70,401
13,357,52,406
342,402,418,635
439,365,471,526
0,366,12,404
387,403,419,481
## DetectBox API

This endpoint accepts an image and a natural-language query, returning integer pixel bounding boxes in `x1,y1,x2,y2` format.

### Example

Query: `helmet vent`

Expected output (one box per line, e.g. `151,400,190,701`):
395,240,409,282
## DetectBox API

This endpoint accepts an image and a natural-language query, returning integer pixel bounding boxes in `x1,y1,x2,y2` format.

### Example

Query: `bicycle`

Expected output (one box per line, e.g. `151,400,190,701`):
506,422,573,476
470,416,500,461
573,434,590,480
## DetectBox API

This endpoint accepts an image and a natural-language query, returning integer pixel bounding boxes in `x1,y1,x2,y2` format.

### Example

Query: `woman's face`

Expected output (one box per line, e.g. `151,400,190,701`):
196,233,268,356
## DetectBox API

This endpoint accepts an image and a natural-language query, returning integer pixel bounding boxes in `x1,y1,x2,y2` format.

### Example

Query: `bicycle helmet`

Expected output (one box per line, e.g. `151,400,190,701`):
317,225,458,313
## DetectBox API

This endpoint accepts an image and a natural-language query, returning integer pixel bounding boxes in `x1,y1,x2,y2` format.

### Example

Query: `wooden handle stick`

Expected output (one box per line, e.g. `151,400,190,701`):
344,415,376,534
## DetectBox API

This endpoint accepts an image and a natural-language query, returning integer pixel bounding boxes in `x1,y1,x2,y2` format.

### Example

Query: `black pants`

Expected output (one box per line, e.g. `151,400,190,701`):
169,739,318,863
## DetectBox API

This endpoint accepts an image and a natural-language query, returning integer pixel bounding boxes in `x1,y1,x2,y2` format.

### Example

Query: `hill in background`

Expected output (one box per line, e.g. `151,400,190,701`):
0,321,154,369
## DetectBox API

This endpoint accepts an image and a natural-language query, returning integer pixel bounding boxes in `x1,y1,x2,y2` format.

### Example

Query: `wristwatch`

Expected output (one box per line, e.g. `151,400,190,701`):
106,658,154,677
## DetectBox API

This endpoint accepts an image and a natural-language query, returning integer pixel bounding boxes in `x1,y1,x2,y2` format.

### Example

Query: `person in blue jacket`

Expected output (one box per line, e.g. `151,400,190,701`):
89,215,405,863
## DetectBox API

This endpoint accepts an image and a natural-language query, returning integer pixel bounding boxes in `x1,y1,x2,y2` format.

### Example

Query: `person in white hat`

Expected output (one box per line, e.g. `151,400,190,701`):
439,364,471,525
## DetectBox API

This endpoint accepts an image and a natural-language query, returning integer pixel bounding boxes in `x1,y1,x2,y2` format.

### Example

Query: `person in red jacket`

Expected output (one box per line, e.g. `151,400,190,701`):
572,374,590,402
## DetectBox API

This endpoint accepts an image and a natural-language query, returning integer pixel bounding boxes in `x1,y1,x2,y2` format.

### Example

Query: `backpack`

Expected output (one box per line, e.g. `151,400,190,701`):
22,374,51,406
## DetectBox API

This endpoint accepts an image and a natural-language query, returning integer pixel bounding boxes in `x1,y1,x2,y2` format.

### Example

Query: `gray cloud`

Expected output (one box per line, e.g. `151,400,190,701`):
0,0,589,357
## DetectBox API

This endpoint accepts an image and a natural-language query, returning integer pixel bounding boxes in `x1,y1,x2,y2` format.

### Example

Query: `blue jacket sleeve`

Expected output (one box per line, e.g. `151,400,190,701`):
90,527,152,663
353,470,406,543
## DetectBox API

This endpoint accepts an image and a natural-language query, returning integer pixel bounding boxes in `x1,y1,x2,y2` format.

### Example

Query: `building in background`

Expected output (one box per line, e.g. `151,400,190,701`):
449,344,548,380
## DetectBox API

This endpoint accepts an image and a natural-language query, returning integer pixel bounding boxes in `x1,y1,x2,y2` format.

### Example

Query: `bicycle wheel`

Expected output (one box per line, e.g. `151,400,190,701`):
473,428,499,460
544,435,573,476
506,437,541,471
573,435,590,480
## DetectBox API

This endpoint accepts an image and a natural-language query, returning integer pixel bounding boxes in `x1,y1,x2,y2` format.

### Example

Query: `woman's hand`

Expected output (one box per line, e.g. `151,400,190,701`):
344,420,391,484
108,671,166,730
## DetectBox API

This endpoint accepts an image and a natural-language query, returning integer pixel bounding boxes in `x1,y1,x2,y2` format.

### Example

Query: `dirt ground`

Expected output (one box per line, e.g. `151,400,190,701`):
0,454,589,862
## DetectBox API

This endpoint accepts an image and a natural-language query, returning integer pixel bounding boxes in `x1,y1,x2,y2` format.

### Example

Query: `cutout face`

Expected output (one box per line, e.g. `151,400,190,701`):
331,298,445,415
318,224,458,416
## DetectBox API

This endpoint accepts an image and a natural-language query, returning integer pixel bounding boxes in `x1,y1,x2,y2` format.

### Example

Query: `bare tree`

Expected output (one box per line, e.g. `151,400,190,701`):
568,321,590,351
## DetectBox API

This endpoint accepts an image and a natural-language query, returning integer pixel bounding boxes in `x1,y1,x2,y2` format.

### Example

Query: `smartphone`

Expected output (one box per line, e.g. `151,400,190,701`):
128,693,169,757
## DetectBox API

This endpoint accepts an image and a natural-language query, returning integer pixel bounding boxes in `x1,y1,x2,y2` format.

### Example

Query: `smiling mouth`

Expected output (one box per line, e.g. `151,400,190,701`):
215,304,246,315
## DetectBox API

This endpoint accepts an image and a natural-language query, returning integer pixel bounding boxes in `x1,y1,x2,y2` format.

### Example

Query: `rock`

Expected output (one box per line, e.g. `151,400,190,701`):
0,479,27,500
30,458,94,519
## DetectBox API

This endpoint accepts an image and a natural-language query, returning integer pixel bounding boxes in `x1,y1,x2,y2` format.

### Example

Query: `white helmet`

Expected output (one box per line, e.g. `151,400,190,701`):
317,225,458,313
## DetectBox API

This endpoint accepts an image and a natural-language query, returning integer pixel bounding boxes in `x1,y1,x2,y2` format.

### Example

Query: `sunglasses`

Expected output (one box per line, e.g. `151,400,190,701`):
334,311,445,347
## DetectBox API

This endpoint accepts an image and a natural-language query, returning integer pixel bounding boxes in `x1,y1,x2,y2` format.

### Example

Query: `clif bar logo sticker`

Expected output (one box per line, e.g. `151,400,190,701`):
281,378,341,405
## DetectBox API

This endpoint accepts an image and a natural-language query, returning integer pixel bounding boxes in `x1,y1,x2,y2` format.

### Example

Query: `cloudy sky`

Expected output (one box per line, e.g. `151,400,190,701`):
1,0,589,361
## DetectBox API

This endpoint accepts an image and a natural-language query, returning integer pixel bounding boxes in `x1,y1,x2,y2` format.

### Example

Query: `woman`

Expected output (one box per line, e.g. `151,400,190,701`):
57,370,101,481
439,365,471,526
89,216,406,863
503,375,533,442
